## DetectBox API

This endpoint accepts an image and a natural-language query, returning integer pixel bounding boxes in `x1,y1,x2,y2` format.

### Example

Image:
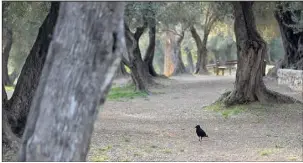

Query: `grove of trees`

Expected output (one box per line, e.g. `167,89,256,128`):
2,1,302,161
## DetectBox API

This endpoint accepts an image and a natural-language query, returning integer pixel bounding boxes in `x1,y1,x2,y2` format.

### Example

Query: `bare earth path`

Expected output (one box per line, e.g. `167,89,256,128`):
88,75,303,162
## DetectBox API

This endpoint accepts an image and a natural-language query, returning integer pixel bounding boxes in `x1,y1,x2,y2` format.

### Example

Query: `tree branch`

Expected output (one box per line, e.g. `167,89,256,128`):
134,12,148,40
161,29,184,37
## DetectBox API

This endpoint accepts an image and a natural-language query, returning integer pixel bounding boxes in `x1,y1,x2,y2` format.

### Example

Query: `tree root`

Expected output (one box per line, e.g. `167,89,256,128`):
216,89,302,107
258,88,302,104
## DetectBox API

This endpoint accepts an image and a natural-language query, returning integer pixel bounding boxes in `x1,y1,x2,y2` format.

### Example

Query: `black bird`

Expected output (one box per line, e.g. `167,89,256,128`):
195,125,208,141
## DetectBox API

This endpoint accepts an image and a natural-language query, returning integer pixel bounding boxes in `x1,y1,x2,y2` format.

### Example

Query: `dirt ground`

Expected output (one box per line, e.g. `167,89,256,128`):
3,75,302,161
88,75,303,162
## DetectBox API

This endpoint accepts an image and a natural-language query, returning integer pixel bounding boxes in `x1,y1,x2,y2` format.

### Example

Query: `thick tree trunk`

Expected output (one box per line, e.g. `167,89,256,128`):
190,26,209,74
2,27,13,86
18,2,125,161
164,31,174,76
164,30,187,76
6,2,60,137
124,24,154,92
143,8,158,77
220,2,299,106
184,47,194,73
274,3,303,70
174,31,187,75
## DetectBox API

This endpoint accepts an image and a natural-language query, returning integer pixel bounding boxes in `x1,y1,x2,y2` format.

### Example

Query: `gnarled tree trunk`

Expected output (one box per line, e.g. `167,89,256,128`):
274,3,303,70
190,26,209,74
164,30,187,76
6,2,60,137
124,24,154,92
2,27,13,86
220,2,299,106
18,2,125,161
143,6,158,77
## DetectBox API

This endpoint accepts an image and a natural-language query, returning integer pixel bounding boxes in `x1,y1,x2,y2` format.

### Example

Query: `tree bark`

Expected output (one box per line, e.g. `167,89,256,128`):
124,23,154,92
143,6,158,77
274,3,303,70
18,2,125,161
184,47,194,73
174,31,187,75
6,2,60,137
220,2,300,106
190,26,209,74
2,26,13,86
164,30,187,76
2,83,20,151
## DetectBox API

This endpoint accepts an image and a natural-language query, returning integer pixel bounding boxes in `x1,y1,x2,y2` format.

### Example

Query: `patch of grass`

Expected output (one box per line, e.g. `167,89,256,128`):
162,149,172,154
90,154,109,162
98,145,112,152
205,102,246,118
107,84,148,100
259,149,274,156
288,156,298,161
90,145,112,161
4,86,15,91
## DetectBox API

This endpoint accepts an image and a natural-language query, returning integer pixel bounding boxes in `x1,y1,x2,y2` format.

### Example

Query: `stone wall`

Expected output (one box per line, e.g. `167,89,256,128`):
277,69,303,92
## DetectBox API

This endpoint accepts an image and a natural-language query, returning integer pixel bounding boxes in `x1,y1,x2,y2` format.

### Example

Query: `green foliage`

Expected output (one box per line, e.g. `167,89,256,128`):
157,2,201,29
107,84,148,100
276,2,303,33
207,34,237,61
253,2,281,42
5,2,49,75
125,2,163,31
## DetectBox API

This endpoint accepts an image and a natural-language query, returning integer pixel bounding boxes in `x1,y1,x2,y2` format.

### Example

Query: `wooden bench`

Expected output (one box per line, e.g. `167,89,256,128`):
216,66,228,75
208,59,267,76
208,60,237,76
